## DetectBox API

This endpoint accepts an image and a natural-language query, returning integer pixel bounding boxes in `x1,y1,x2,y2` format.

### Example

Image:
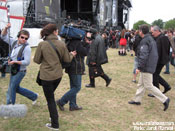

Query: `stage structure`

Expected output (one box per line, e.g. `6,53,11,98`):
0,0,132,29
24,0,131,29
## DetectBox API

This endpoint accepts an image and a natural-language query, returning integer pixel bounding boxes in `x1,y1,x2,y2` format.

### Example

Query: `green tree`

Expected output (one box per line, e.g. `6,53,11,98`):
152,19,164,29
133,20,149,30
164,19,175,30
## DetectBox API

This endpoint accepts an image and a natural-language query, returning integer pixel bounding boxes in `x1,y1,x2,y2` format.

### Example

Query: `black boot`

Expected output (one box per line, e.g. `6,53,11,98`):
101,74,112,87
85,78,95,88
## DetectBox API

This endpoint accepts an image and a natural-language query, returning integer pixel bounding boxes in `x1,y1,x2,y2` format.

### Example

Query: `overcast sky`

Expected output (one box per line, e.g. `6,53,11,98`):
129,0,175,29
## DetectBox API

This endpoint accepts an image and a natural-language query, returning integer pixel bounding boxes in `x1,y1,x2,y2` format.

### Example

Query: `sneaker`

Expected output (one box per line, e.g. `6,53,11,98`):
32,93,39,105
132,80,136,83
148,93,155,97
164,71,170,74
128,100,141,105
4,116,8,119
45,123,59,130
163,98,170,111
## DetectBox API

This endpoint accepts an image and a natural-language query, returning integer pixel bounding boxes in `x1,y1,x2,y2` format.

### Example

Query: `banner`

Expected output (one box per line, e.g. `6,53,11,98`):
99,0,106,26
35,0,59,21
0,6,25,38
9,16,25,38
112,0,118,26
0,6,8,30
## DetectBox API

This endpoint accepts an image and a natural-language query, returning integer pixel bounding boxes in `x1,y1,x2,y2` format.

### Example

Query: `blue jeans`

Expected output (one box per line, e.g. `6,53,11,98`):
165,52,175,73
133,56,138,74
60,74,82,108
6,71,37,105
165,62,170,73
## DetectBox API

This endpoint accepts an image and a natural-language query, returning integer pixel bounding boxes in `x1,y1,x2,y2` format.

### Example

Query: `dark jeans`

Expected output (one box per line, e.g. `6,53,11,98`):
153,64,170,90
60,74,81,108
42,78,62,128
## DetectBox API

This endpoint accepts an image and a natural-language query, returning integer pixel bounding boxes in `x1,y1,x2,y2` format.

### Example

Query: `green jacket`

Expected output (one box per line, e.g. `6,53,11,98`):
34,34,73,81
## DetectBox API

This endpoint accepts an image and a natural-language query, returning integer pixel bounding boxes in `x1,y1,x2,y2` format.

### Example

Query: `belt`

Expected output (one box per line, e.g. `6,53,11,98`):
20,70,26,72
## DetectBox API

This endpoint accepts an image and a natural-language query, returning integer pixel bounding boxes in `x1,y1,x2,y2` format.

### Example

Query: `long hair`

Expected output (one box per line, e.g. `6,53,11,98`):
40,24,58,40
120,29,126,38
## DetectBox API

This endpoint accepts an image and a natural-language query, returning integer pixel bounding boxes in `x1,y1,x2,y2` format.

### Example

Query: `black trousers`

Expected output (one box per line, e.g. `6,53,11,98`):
153,64,170,90
88,65,110,85
42,78,62,128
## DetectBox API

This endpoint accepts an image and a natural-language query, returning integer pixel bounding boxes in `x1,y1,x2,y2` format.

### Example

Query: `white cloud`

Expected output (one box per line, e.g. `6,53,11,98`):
129,0,175,29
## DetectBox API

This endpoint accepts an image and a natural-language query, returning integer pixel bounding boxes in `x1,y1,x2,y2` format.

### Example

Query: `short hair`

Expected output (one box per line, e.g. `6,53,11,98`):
168,29,173,34
17,30,30,38
152,25,161,32
139,24,149,34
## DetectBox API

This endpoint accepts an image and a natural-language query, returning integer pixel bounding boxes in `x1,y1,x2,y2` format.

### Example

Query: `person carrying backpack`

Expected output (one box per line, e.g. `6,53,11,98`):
1,23,38,105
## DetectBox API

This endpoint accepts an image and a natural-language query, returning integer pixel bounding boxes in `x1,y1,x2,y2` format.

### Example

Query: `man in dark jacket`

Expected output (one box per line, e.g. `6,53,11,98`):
128,24,170,111
148,26,171,97
56,37,90,111
0,29,9,77
85,32,112,88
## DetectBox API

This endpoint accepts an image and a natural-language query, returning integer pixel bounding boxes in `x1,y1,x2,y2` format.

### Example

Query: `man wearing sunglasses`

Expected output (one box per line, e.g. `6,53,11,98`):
1,23,38,105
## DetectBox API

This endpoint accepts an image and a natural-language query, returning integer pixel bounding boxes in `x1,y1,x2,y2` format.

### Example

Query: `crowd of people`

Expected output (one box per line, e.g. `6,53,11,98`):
0,19,175,130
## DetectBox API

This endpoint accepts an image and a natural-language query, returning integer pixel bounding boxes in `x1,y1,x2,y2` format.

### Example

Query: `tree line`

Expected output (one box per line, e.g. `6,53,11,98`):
133,19,175,30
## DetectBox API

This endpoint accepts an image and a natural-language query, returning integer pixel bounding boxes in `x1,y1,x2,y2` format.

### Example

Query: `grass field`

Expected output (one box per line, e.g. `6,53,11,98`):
0,48,175,131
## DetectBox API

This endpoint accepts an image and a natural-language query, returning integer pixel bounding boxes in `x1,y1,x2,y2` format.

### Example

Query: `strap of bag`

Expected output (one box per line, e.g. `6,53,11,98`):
17,44,28,59
10,40,17,55
47,40,62,63
11,40,28,59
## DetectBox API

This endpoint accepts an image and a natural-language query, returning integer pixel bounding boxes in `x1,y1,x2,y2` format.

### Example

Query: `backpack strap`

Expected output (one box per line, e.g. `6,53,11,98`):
10,40,18,54
17,44,28,60
10,40,28,60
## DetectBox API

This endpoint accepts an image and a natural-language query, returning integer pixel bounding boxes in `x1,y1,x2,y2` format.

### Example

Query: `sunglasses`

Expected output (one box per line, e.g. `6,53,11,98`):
20,36,28,40
86,37,92,41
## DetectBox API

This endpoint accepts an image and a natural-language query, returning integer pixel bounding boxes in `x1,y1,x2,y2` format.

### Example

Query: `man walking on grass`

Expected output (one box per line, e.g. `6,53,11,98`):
128,24,170,111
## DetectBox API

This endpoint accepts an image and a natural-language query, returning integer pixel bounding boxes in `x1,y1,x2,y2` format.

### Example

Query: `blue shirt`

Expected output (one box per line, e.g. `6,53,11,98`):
1,34,31,71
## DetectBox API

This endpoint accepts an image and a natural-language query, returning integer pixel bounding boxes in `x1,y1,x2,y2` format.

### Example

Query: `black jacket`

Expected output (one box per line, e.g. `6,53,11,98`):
87,34,108,65
0,38,9,57
133,34,142,56
154,34,170,65
137,34,158,74
65,39,89,75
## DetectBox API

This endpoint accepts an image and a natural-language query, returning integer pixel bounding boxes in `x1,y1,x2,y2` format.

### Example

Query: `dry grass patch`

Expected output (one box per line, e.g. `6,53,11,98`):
0,48,175,131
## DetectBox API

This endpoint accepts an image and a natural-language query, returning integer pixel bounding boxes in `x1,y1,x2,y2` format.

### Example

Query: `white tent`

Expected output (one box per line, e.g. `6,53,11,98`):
23,28,43,47
0,2,43,47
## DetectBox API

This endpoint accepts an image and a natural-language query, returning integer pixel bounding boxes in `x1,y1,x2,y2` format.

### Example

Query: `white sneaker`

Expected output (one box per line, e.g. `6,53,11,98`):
4,116,8,119
32,93,39,105
45,123,59,130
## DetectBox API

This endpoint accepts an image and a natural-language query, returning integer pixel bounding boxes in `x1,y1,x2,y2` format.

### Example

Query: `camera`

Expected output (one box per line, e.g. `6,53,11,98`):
59,18,97,40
